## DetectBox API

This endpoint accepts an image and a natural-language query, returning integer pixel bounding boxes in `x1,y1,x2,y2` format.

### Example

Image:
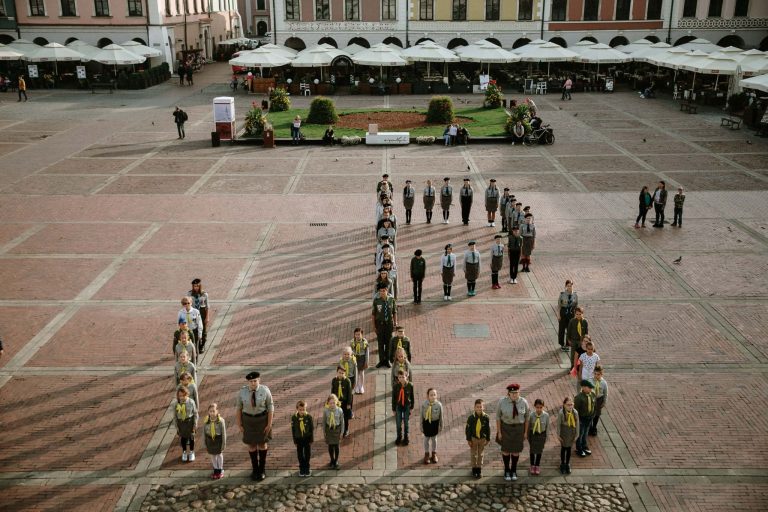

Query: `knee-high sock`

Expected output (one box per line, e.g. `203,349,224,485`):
257,449,267,474
511,455,519,472
248,450,259,472
503,454,511,472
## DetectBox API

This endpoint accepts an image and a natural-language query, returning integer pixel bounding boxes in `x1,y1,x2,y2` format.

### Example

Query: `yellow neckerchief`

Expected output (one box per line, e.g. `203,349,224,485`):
475,413,483,438
326,404,337,428
577,320,582,337
565,410,576,428
396,337,403,349
337,379,344,400
533,414,543,434
587,394,593,414
341,357,354,377
425,400,435,422
353,338,366,354
176,400,187,419
298,413,306,436
205,415,218,439
595,379,602,397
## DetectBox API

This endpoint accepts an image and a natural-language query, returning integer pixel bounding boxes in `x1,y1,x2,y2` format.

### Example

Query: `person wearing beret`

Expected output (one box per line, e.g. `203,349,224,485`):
496,383,530,481
440,177,453,224
441,244,456,301
463,241,481,297
403,180,416,225
490,235,504,289
423,180,436,224
235,371,274,480
500,189,513,232
573,380,596,457
485,179,500,227
459,178,473,226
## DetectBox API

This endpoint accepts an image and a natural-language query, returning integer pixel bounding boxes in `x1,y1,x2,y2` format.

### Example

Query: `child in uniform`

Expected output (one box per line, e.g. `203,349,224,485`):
463,241,481,297
440,177,453,224
350,328,369,394
441,244,456,301
323,393,344,469
485,179,499,227
410,249,426,304
490,235,504,289
466,398,491,478
175,350,197,385
574,380,596,457
172,319,194,354
520,213,536,272
389,325,412,362
392,370,415,446
527,399,549,476
331,366,353,438
423,180,436,224
557,397,579,474
421,388,444,464
175,330,198,365
291,400,314,477
507,226,522,284
590,365,608,436
339,347,358,397
577,340,600,390
390,347,413,389
403,180,416,225
203,403,226,479
671,186,685,227
188,278,209,352
179,372,199,407
173,386,198,462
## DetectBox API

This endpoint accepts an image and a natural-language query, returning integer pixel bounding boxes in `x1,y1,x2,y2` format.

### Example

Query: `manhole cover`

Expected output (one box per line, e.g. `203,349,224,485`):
453,323,490,338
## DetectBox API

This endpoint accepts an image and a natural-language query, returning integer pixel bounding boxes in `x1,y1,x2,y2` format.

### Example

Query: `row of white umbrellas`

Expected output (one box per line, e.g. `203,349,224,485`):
0,39,160,64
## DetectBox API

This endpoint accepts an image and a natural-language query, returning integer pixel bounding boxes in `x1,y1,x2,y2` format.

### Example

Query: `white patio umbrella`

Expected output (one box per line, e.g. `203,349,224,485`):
343,43,367,55
230,46,293,78
647,47,694,68
630,42,671,62
510,39,548,56
739,55,768,76
570,39,601,56
27,42,88,74
672,50,713,90
616,38,653,54
6,39,40,58
219,37,253,46
739,73,768,93
352,43,407,82
66,40,101,59
387,44,405,56
0,43,25,61
91,44,145,65
402,40,458,77
459,39,519,75
678,38,721,53
258,43,297,57
578,43,630,74
518,41,578,75
119,40,162,58
292,45,349,81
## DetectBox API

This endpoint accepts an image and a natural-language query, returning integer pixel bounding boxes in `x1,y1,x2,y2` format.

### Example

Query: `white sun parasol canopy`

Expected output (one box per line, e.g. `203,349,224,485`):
229,47,293,68
616,38,654,54
291,46,347,67
739,54,768,76
578,43,631,64
7,39,41,58
459,40,519,63
258,43,298,57
27,42,88,62
66,40,102,59
518,42,578,62
570,40,601,56
678,38,722,53
352,43,407,67
647,47,694,68
403,40,459,77
91,44,145,65
739,73,768,93
629,42,671,62
119,40,162,58
0,43,25,61
343,43,367,55
680,53,739,75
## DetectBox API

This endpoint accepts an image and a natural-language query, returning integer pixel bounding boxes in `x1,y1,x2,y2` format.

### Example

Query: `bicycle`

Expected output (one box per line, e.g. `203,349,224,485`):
523,124,555,146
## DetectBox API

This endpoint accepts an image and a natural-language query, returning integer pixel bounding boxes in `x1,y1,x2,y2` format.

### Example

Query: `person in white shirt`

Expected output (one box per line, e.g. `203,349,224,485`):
441,244,456,301
178,296,204,354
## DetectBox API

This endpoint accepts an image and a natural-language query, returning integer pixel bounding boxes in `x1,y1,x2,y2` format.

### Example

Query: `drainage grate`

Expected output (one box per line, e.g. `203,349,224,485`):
453,324,490,338
309,223,328,227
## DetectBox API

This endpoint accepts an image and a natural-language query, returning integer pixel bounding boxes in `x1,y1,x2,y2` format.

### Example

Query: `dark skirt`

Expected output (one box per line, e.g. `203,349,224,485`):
465,262,480,282
560,424,578,447
423,419,440,437
423,196,435,210
325,425,342,445
501,422,525,453
205,433,224,455
356,353,367,370
242,412,271,445
404,197,415,209
176,417,195,439
522,237,535,257
528,431,547,454
440,195,452,209
486,198,499,212
442,266,455,285
491,255,503,272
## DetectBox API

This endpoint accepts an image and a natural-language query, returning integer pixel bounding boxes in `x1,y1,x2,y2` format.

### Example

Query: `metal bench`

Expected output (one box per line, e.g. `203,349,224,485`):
720,117,742,130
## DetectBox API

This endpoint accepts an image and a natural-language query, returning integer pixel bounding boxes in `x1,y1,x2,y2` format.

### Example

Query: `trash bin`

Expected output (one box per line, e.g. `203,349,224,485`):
211,131,220,147
263,129,275,148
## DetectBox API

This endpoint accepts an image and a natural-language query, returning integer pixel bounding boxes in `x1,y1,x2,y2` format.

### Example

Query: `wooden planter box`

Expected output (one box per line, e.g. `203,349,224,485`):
250,77,276,94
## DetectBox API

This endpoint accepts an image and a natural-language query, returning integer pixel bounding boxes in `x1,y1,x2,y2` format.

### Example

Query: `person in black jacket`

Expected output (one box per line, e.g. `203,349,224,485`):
410,249,426,304
173,106,187,139
652,180,668,228
291,400,314,477
466,399,491,478
392,370,415,446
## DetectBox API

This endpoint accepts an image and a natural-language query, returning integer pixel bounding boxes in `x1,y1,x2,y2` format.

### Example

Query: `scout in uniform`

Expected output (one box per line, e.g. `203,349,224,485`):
174,350,197,385
441,244,456,301
527,399,549,476
172,319,195,355
372,283,397,368
421,388,444,464
520,213,536,272
331,366,353,437
500,189,513,232
375,244,396,272
557,280,578,352
389,325,412,363
291,400,314,477
557,397,579,474
203,403,227,479
175,330,198,365
508,202,524,232
179,372,199,407
567,308,589,371
459,178,473,225
235,371,274,481
410,249,426,304
377,174,394,199
507,226,522,284
377,218,396,249
490,235,504,289
440,177,453,224
350,328,369,394
403,180,416,225
392,370,415,446
188,279,209,352
590,366,609,436
173,386,198,463
496,383,530,481
374,268,394,299
485,179,500,227
423,180,436,224
179,296,204,354
466,398,491,479
573,380,596,457
339,347,358,396
390,346,413,389
323,393,345,469
463,241,481,297
381,259,398,299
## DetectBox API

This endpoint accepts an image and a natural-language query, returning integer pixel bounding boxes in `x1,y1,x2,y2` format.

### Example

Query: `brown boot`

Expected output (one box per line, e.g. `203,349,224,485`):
424,452,431,464
430,452,438,464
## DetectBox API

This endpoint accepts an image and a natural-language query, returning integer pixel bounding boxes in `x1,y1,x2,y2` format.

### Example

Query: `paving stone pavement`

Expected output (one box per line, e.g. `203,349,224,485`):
0,63,767,512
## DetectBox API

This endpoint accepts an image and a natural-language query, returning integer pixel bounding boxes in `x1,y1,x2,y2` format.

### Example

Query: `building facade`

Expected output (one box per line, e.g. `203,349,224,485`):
271,0,768,50
0,0,241,67
238,0,270,37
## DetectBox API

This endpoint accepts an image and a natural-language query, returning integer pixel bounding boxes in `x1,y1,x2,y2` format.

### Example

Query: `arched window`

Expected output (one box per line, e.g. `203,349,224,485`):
447,38,468,49
318,36,338,48
549,37,567,47
383,36,403,47
609,36,629,47
551,0,567,21
97,37,113,48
